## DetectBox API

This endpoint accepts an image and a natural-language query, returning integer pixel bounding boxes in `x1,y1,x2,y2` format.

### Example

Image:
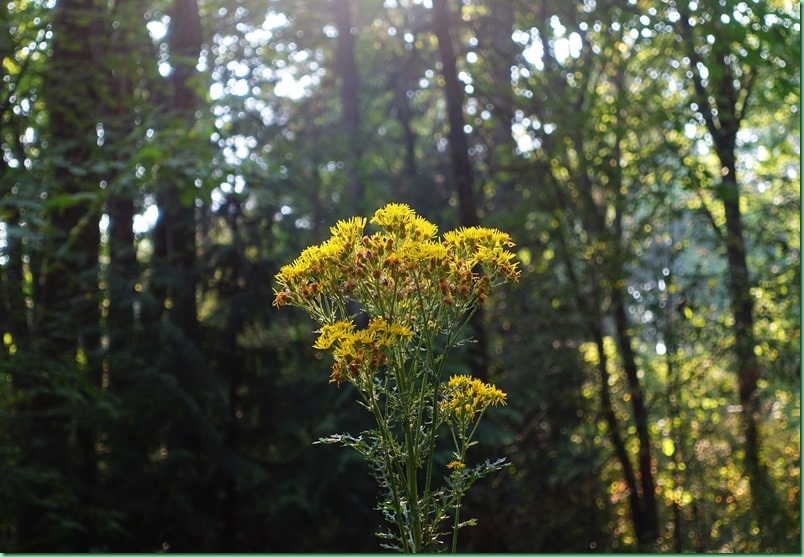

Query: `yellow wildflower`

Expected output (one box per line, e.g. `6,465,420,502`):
272,288,292,307
332,329,374,358
442,374,507,422
442,227,521,284
443,226,514,249
314,321,355,350
326,327,394,385
274,203,520,392
368,317,413,345
329,216,367,242
410,215,438,239
402,240,448,261
370,203,415,226
370,203,438,239
275,257,310,289
447,460,465,470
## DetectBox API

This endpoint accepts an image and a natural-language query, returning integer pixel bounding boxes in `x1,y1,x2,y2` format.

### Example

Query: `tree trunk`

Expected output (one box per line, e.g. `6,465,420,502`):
218,199,246,551
25,0,103,550
152,0,203,342
102,0,152,377
562,59,659,545
39,0,102,355
0,45,29,343
480,0,517,210
431,0,479,228
0,200,27,346
677,6,780,540
431,0,488,380
611,287,659,546
389,60,419,200
333,0,364,212
593,326,646,542
552,196,656,548
715,144,764,491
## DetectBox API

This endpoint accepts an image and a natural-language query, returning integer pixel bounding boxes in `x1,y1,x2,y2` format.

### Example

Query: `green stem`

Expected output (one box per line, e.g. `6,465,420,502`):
404,420,422,551
450,427,468,554
361,378,410,551
451,499,462,553
448,407,488,553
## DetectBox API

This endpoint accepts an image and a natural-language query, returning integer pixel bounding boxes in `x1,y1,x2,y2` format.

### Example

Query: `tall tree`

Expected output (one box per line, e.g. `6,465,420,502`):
38,0,101,358
431,0,479,228
475,0,518,211
101,0,154,375
333,0,365,211
151,0,204,341
431,0,491,383
515,0,664,546
19,0,104,550
0,5,39,351
673,0,799,543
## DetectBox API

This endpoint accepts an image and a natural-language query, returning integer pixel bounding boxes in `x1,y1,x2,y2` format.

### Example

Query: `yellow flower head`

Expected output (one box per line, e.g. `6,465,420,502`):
314,321,355,350
443,227,520,283
275,256,310,290
442,374,507,422
330,216,367,243
370,203,438,239
273,243,328,307
368,317,413,346
275,242,329,288
447,460,465,470
443,226,513,249
402,240,448,262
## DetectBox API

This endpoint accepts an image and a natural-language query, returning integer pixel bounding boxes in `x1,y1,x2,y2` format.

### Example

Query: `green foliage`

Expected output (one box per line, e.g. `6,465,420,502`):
0,0,798,552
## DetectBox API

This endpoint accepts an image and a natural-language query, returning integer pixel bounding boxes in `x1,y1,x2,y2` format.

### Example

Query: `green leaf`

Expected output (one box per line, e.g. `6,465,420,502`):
45,191,97,212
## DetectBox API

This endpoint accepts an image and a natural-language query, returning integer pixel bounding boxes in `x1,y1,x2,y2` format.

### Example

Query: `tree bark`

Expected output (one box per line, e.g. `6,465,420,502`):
480,0,517,210
39,0,102,354
611,287,659,545
592,326,646,542
432,0,488,380
431,0,479,228
551,173,658,548
152,0,203,342
0,29,30,345
389,61,419,197
0,195,27,346
23,0,103,550
102,0,152,374
333,0,364,213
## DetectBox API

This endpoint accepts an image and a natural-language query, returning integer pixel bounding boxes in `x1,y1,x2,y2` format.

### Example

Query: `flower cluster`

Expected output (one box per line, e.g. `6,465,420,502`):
315,317,413,384
272,216,367,320
273,203,518,552
441,374,508,425
273,203,520,386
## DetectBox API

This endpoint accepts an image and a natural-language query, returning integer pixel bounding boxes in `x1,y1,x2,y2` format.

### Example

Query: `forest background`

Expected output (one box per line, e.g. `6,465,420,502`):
0,0,800,552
